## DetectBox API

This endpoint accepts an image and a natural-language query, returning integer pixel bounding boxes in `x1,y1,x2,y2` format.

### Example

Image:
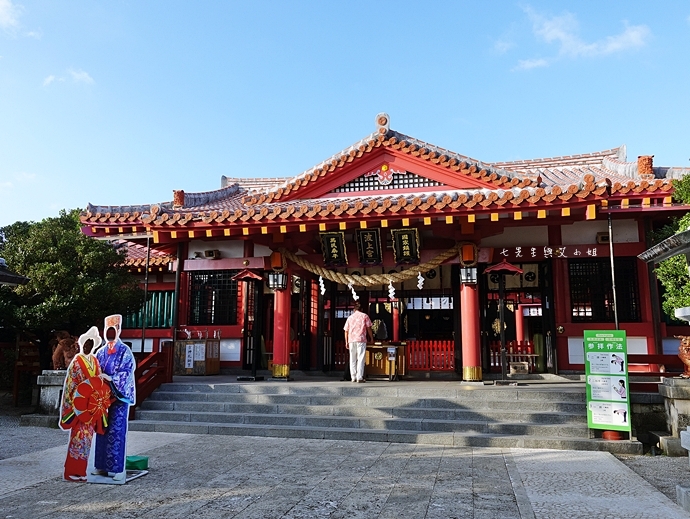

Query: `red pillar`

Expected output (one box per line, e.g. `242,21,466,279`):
516,304,526,343
272,274,292,378
392,301,400,342
461,282,482,381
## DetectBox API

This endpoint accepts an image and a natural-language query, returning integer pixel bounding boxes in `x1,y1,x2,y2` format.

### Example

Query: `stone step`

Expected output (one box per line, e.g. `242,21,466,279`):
146,391,587,411
134,409,590,437
128,419,642,454
139,400,587,423
155,383,587,402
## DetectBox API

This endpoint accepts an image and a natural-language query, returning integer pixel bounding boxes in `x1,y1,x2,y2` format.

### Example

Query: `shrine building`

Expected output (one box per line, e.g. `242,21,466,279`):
80,113,690,381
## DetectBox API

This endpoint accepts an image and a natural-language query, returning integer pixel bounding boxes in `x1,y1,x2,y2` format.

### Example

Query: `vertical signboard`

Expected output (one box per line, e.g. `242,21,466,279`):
320,232,348,267
391,228,420,265
355,229,383,266
584,330,631,433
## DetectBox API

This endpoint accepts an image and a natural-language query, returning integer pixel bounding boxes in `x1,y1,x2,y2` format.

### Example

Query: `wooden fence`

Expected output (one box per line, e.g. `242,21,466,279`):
405,340,455,371
333,340,455,372
489,340,538,373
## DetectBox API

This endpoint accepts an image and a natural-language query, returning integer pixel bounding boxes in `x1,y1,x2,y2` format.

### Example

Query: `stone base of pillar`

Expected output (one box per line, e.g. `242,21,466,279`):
462,366,482,382
272,364,290,379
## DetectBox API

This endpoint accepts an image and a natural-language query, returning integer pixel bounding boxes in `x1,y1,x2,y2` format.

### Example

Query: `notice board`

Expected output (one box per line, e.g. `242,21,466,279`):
584,330,631,433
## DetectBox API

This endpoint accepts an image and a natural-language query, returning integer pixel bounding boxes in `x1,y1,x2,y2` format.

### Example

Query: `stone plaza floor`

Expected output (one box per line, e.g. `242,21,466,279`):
0,426,689,519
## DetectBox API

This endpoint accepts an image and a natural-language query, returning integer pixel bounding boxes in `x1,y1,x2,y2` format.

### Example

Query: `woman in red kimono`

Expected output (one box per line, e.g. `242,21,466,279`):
59,326,111,481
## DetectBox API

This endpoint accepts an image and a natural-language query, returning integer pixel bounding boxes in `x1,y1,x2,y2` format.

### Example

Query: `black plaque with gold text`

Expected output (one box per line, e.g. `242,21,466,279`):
391,228,420,265
355,229,382,266
320,232,348,267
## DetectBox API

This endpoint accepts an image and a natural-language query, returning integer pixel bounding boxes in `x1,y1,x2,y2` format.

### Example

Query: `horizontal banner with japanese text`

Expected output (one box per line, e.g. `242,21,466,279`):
494,244,610,262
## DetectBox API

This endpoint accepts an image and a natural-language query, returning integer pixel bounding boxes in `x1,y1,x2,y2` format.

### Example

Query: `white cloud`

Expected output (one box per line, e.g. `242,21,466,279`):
524,6,650,58
43,69,93,87
494,39,514,54
0,0,20,32
513,58,548,71
514,6,651,70
68,68,94,84
0,171,36,194
26,29,41,39
42,74,66,87
16,171,36,182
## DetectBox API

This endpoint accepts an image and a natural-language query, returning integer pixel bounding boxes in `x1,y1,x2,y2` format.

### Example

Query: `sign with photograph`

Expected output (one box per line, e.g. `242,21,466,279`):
391,228,420,265
584,330,631,433
320,232,348,267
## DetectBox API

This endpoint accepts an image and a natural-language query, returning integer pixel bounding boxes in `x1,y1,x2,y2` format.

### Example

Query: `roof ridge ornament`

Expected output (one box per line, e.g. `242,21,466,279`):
376,112,390,134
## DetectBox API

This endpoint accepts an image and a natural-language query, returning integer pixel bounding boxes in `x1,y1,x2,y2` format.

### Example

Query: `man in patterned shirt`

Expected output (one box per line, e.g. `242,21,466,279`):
343,301,373,383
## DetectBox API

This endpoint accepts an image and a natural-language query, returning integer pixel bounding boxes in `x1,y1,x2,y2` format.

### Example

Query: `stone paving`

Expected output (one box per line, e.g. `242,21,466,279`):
0,428,688,519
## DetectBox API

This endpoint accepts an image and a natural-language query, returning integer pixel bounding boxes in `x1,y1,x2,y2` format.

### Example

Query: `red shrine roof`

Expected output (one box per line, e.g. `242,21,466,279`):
115,240,174,268
81,114,685,232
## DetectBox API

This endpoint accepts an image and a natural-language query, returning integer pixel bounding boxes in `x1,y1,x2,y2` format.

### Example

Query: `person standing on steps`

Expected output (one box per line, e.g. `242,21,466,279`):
343,301,373,383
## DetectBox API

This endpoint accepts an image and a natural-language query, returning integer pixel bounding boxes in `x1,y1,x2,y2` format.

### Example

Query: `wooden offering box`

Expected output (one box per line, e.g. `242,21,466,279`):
173,339,220,375
365,342,406,380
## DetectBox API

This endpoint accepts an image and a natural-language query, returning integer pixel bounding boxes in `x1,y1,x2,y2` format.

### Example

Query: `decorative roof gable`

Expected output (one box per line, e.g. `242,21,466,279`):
241,113,542,206
80,113,681,232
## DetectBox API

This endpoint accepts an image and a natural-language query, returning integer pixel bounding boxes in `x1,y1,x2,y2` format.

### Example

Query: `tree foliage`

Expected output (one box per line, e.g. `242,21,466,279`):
652,175,690,319
0,210,143,338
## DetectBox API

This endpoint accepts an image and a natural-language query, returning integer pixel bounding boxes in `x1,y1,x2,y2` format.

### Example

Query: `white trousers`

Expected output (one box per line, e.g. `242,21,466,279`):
349,342,367,381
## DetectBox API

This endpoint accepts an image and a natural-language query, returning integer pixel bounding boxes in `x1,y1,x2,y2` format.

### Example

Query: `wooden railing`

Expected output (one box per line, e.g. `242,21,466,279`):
332,339,455,372
406,340,454,371
489,341,538,373
627,354,685,392
131,342,173,418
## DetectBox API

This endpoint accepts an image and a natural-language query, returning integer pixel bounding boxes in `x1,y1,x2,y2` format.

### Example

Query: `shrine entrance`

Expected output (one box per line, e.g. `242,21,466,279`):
480,261,557,374
319,263,460,375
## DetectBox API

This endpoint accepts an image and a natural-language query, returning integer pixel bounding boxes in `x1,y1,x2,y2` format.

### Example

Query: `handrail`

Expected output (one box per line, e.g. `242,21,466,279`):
130,343,173,419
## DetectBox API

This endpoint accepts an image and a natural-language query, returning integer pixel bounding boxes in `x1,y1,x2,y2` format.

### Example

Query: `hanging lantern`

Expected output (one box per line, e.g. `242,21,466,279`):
267,251,288,290
267,271,288,291
459,267,478,285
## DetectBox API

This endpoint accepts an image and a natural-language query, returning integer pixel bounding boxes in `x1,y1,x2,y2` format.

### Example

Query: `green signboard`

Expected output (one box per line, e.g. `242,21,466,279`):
584,330,631,433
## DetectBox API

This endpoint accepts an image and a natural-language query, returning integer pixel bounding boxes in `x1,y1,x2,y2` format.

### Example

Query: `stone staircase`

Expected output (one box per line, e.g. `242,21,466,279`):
131,380,642,454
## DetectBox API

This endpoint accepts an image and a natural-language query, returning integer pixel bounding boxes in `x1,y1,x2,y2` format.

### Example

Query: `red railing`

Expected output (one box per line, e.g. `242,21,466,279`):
406,340,455,371
131,342,173,418
333,340,455,372
627,354,685,392
489,340,537,372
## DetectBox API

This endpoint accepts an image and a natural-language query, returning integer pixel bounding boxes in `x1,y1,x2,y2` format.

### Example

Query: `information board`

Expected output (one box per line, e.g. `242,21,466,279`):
584,330,631,433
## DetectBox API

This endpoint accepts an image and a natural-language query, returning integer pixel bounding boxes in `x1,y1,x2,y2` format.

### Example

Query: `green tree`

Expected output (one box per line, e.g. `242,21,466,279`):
652,175,690,319
0,209,143,366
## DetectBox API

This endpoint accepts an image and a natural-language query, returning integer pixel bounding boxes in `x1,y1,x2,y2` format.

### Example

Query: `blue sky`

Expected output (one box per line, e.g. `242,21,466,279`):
1,1,689,227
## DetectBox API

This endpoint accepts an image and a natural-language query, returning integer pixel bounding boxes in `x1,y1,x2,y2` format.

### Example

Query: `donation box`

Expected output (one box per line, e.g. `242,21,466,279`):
173,339,221,375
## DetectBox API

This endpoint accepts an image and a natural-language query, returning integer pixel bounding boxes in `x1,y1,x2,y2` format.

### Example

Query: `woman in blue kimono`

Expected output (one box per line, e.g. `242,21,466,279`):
91,314,136,483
